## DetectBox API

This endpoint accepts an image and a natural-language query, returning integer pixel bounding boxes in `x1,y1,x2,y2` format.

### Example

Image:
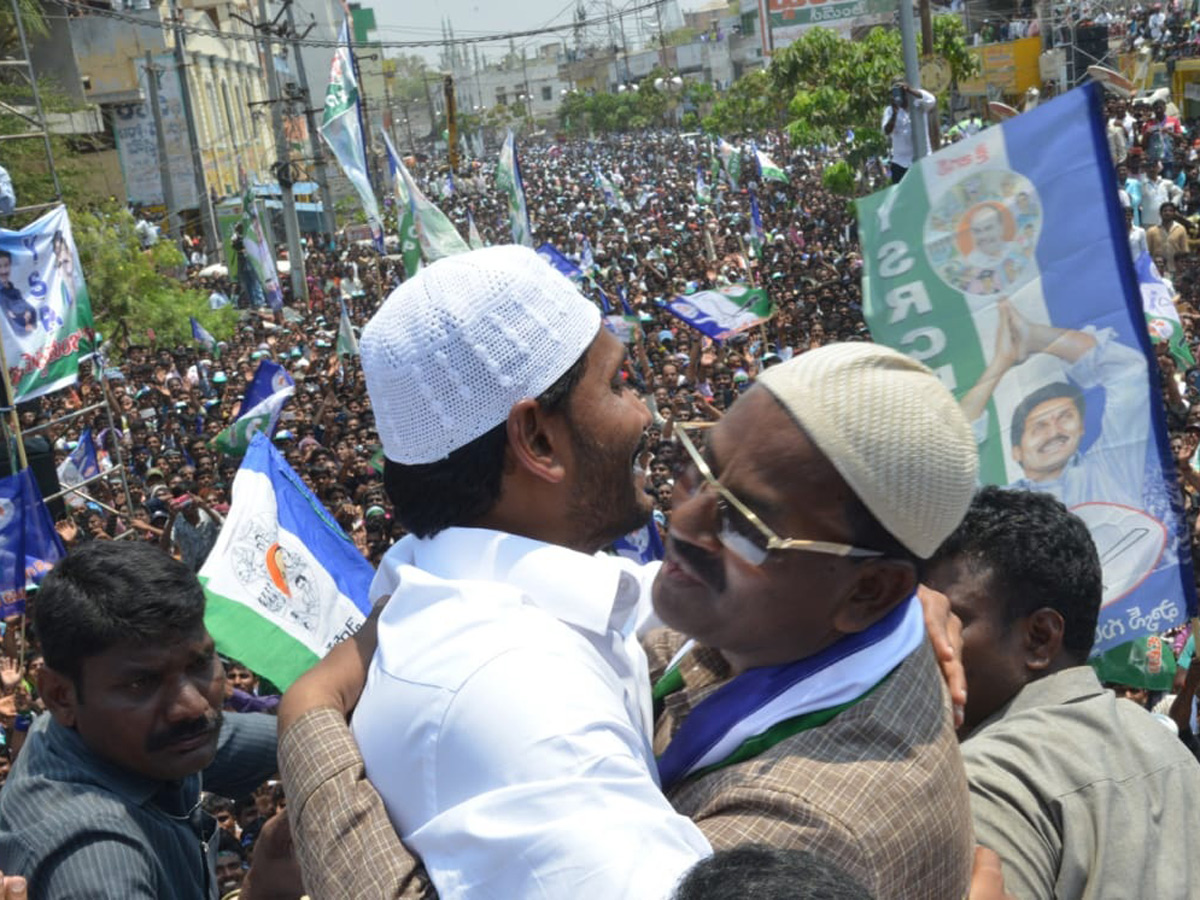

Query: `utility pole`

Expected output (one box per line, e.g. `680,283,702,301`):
897,0,928,161
285,1,336,235
145,53,179,240
169,0,218,252
918,0,939,151
256,0,308,303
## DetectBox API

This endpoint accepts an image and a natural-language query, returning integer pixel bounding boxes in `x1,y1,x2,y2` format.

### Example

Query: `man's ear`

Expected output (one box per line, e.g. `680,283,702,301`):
1024,608,1065,671
38,666,80,728
505,398,570,486
832,559,919,635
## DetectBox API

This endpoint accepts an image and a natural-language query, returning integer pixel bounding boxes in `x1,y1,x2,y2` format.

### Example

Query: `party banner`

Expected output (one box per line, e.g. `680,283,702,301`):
664,285,773,341
0,206,96,401
856,84,1194,654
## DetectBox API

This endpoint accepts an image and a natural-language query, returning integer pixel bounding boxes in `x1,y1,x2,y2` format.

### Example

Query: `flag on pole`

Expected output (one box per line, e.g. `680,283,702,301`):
496,130,534,247
239,189,284,310
200,434,374,690
467,210,485,250
337,298,359,357
695,167,711,205
618,284,634,315
754,146,788,183
383,132,421,278
190,316,215,348
1137,251,1195,368
748,190,765,259
580,236,595,272
382,131,468,261
535,243,583,281
57,428,100,510
856,83,1195,653
212,361,295,456
0,468,65,617
663,284,774,341
594,168,631,213
320,18,384,249
718,137,741,188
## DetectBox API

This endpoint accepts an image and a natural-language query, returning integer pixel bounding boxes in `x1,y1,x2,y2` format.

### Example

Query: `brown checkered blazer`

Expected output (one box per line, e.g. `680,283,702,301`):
647,629,974,900
281,633,973,899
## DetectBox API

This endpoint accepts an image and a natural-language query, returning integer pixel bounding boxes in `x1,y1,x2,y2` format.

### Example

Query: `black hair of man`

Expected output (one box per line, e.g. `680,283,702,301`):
0,249,10,263
930,485,1101,662
671,845,875,900
1009,381,1085,446
34,541,207,700
383,348,590,538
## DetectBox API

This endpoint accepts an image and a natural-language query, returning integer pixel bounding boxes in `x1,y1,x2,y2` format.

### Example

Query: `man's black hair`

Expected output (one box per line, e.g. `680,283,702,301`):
0,249,10,262
34,541,207,699
930,485,1101,661
1010,381,1085,445
672,845,875,900
383,348,590,538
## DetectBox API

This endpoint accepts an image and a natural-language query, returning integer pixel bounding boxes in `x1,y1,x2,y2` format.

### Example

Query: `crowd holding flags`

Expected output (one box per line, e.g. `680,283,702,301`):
319,18,384,250
56,428,100,510
1138,252,1195,368
382,132,469,262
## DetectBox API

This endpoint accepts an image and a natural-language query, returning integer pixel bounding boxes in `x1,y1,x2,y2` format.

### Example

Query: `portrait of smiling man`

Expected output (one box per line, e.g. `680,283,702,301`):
0,541,279,900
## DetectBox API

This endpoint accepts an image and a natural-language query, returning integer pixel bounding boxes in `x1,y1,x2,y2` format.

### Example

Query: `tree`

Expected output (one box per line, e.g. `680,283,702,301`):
701,70,781,136
73,203,236,352
768,19,976,169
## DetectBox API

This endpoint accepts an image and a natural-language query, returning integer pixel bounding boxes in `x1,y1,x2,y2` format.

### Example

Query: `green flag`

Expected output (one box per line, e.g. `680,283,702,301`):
755,147,788,183
337,300,359,357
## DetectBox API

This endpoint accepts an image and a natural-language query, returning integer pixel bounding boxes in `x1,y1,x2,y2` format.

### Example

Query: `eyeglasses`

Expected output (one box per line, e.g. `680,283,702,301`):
672,422,884,567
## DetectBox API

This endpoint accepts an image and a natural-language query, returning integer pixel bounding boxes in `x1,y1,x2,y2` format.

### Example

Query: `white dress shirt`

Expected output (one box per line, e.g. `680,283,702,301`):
883,89,935,169
351,527,710,900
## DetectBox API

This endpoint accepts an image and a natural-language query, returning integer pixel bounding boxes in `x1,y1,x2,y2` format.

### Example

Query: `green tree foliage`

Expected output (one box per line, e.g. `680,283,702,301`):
767,18,975,168
700,70,782,136
73,204,235,353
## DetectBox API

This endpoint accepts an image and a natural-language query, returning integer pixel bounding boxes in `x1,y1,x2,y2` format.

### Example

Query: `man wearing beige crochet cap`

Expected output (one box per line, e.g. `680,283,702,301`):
277,246,982,900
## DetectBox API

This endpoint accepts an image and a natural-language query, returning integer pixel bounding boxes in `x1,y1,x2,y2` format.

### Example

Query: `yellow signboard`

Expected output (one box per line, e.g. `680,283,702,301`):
959,37,1042,97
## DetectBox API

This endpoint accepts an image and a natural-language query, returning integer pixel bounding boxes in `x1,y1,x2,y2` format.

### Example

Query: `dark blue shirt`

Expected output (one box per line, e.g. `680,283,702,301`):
0,712,277,899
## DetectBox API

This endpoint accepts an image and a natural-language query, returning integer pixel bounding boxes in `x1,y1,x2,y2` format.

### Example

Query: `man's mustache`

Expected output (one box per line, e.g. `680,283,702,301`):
670,535,726,593
146,712,222,753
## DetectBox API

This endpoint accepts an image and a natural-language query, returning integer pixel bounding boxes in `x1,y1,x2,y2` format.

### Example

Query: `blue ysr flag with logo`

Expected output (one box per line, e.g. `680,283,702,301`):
856,84,1194,654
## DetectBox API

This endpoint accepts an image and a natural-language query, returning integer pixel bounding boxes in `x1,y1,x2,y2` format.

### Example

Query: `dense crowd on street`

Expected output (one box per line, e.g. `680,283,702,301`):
2,107,1200,897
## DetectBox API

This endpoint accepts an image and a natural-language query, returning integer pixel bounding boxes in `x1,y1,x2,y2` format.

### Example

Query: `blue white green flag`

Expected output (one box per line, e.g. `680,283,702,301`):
856,83,1194,653
663,284,773,341
200,434,374,690
239,189,283,310
754,146,787,183
718,137,741,189
382,131,421,278
1137,252,1195,368
320,19,383,249
212,360,294,456
496,130,534,247
467,210,485,250
382,131,468,261
695,167,711,205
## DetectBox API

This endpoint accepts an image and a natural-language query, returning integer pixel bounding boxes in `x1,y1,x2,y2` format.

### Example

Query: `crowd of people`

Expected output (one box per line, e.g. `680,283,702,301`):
0,115,1198,897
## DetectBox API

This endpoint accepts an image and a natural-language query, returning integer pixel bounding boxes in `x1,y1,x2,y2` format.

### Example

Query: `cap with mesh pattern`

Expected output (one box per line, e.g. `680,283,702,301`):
756,343,977,558
361,245,600,465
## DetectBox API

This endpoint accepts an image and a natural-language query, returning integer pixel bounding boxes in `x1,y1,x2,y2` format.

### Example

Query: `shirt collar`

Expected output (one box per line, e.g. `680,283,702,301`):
376,527,640,637
44,717,200,812
970,666,1104,736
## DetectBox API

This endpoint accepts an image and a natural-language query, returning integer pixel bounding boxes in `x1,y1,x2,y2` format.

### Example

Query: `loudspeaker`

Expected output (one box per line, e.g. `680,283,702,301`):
1072,25,1111,83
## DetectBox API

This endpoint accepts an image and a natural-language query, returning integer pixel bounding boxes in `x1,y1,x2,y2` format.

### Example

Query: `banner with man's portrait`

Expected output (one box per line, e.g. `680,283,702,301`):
0,206,96,402
857,84,1194,654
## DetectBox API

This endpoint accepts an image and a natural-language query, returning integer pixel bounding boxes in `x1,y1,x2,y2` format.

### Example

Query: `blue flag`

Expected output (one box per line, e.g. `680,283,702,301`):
238,361,294,420
190,316,215,348
856,83,1195,653
612,522,664,565
57,427,100,509
536,243,583,281
580,236,595,272
0,468,65,617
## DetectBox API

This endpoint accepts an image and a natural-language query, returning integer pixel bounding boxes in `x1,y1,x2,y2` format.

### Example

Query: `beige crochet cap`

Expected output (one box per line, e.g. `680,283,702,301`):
361,245,600,464
756,343,977,558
